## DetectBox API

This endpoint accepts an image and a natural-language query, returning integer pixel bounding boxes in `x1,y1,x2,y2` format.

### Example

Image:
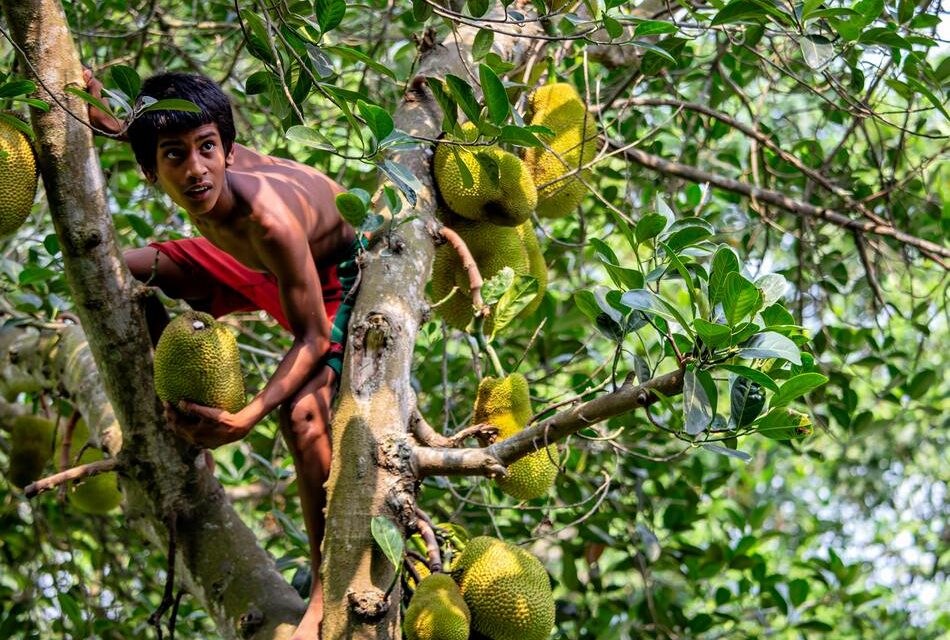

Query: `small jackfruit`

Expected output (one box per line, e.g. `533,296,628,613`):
451,536,555,640
403,573,471,640
434,124,537,227
0,117,38,236
523,83,597,218
430,221,530,331
473,374,558,501
6,415,55,488
153,311,245,413
51,417,121,514
515,223,547,317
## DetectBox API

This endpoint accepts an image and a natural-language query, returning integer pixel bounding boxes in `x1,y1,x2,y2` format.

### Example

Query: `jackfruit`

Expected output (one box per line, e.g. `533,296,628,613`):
434,124,537,227
0,116,38,236
473,374,558,501
51,417,121,514
515,223,547,317
153,311,245,413
430,220,530,331
523,83,597,218
451,536,555,640
6,415,55,488
403,573,471,640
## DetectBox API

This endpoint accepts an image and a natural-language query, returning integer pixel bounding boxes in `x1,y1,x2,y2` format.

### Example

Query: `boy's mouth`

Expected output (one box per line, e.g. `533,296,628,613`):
185,183,213,199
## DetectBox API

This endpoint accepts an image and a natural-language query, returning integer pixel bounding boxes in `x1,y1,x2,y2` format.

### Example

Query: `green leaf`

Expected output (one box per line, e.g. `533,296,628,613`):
370,516,404,571
285,125,336,152
468,0,490,17
315,0,347,33
859,28,912,50
788,579,809,606
0,80,36,99
905,369,937,400
604,16,623,39
755,274,788,308
703,444,752,462
711,0,768,25
491,275,540,338
639,37,686,76
709,246,740,306
731,376,766,427
483,267,515,306
138,98,201,114
801,34,836,70
683,368,713,435
472,29,494,61
739,331,802,365
426,78,458,131
722,272,762,326
771,373,828,407
380,160,420,207
574,290,601,322
479,64,510,126
636,213,668,244
754,407,814,440
498,125,542,148
324,45,397,80
357,100,395,142
719,365,779,392
0,112,33,138
110,64,141,99
65,86,114,116
445,74,482,124
904,77,950,121
694,318,731,349
620,289,676,322
335,192,368,227
634,20,678,36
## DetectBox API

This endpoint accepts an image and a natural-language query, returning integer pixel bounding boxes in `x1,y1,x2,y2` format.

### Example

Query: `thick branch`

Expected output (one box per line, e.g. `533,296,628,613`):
412,368,685,477
614,143,950,262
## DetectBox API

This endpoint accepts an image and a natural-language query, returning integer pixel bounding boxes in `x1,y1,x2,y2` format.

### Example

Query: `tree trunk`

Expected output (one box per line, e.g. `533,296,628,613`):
0,1,304,637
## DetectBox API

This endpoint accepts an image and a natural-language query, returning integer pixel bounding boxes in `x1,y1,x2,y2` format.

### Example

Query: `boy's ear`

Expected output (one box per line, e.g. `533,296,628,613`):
225,147,235,167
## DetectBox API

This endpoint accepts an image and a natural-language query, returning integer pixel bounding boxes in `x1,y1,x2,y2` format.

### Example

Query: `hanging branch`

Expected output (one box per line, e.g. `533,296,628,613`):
24,457,119,498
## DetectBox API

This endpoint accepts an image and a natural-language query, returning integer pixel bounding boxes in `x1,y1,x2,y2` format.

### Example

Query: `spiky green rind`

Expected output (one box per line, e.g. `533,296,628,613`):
153,311,245,413
404,574,471,640
515,223,547,316
6,415,55,488
451,537,555,640
473,374,558,501
435,124,537,226
0,117,38,236
430,221,530,331
523,83,597,218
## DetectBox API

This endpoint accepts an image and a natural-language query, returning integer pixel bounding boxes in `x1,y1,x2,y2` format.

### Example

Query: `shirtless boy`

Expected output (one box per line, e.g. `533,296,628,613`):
85,70,356,639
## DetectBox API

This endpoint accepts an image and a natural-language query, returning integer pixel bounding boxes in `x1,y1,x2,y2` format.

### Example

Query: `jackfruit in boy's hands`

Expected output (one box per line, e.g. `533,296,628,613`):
523,83,597,218
403,573,471,640
473,374,558,501
153,311,245,413
451,536,555,640
0,117,38,236
430,221,530,331
6,415,55,488
434,124,537,226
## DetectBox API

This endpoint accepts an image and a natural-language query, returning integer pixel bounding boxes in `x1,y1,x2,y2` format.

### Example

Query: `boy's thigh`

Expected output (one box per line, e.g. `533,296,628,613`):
124,246,213,301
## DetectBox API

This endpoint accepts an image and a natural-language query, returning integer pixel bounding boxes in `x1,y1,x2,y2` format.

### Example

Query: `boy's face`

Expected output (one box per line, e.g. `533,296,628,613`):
151,123,234,216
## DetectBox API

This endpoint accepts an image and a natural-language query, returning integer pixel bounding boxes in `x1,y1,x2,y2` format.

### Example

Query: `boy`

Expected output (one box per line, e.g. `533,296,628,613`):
84,70,357,640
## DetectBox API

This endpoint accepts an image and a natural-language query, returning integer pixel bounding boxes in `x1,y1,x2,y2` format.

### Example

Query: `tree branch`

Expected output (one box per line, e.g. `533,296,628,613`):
24,457,119,498
412,368,685,477
612,143,950,263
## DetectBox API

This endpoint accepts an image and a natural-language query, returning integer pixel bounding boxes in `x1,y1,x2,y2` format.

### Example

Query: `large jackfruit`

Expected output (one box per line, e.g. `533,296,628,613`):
58,418,121,515
153,311,245,413
515,222,547,317
403,573,471,640
6,415,55,488
451,536,555,640
523,83,597,218
474,374,558,501
0,117,38,236
430,221,530,331
434,124,537,227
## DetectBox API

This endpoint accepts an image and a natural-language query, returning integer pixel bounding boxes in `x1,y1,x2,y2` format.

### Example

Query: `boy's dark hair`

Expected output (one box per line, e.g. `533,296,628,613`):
127,72,236,175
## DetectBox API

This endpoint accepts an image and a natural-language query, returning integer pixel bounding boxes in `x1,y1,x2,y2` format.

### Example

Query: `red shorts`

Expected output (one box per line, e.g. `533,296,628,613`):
148,237,344,333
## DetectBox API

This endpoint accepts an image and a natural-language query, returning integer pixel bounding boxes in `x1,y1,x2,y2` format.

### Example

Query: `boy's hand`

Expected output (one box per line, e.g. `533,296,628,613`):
81,67,126,137
164,401,252,449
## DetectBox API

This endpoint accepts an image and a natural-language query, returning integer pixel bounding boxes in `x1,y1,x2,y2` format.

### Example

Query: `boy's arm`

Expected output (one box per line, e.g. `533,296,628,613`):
176,216,332,445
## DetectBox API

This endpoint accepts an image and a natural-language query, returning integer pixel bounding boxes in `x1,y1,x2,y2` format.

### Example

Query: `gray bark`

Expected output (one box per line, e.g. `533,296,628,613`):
0,1,304,637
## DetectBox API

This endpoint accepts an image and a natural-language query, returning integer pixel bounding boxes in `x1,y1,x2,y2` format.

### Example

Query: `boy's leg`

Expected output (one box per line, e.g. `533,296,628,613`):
279,366,336,640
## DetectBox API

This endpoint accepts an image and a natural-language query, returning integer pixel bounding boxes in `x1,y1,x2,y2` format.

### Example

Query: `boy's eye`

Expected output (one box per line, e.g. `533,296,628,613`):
201,141,216,151
165,149,182,159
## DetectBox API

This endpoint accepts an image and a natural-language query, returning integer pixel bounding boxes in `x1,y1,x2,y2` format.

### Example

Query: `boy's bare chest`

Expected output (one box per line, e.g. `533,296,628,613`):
196,221,271,272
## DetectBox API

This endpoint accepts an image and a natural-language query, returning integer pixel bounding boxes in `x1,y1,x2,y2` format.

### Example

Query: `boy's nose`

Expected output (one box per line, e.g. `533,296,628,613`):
185,151,208,178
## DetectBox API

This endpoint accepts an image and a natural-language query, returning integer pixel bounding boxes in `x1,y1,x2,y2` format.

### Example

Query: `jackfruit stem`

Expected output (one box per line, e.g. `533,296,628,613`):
414,507,443,573
439,226,485,310
473,324,505,377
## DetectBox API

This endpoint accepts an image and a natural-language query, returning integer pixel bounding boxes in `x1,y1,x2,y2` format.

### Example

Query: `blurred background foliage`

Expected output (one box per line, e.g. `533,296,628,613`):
1,0,947,638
